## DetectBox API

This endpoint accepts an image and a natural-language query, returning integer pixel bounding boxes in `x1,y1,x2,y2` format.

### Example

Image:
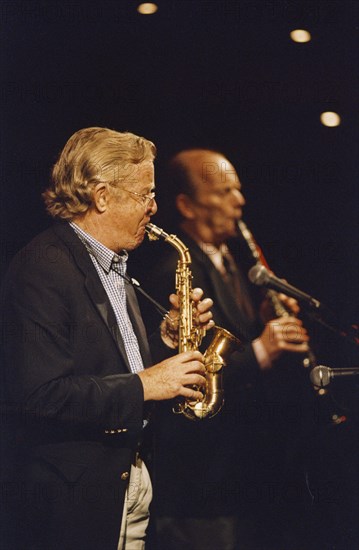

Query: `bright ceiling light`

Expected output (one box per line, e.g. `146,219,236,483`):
290,29,311,43
320,111,341,127
137,3,158,14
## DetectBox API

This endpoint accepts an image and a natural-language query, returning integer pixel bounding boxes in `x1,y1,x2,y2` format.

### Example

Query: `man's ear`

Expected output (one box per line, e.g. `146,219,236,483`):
176,193,196,220
93,182,109,212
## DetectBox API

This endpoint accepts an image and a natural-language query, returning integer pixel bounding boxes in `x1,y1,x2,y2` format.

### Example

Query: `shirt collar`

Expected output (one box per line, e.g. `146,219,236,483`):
69,222,128,274
196,240,229,273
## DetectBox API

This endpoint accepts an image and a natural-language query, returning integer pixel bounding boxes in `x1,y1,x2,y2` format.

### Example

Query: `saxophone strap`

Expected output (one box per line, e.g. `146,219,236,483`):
73,227,169,320
115,269,169,319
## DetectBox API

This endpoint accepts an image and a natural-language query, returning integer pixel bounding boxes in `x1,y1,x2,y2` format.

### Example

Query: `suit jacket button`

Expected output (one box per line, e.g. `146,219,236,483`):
121,471,129,480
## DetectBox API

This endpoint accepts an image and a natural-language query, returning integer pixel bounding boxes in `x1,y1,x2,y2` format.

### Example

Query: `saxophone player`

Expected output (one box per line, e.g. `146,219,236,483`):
0,129,215,550
141,149,312,550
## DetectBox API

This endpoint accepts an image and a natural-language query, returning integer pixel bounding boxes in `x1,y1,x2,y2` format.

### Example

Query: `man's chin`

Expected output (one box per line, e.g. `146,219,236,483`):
130,233,146,250
226,223,238,238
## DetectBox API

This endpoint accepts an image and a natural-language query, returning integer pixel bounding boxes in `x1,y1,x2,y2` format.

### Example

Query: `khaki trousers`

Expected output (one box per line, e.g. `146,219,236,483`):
118,458,153,550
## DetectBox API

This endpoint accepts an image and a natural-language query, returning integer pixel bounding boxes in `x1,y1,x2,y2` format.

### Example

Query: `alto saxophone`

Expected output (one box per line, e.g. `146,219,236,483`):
237,219,316,369
146,222,241,420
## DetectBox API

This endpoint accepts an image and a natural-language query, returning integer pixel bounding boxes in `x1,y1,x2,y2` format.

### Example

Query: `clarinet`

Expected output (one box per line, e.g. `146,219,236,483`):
237,219,317,369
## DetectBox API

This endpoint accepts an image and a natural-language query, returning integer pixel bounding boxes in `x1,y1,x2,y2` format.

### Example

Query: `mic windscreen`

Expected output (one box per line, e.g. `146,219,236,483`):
309,366,331,387
248,264,269,286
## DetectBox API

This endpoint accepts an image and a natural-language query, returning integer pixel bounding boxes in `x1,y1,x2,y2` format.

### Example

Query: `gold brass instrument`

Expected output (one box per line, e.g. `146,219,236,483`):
237,219,317,369
146,222,241,420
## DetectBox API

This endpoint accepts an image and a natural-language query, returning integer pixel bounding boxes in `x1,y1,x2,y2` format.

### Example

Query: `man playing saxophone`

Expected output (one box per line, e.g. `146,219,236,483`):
141,149,312,550
0,129,215,550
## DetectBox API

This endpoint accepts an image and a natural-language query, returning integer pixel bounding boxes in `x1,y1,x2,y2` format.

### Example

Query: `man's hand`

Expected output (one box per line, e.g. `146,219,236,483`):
260,292,300,322
276,293,300,315
160,287,214,349
258,315,309,363
137,350,206,401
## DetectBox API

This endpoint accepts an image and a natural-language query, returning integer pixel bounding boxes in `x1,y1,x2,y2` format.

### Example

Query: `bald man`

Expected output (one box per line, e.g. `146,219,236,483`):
140,149,312,550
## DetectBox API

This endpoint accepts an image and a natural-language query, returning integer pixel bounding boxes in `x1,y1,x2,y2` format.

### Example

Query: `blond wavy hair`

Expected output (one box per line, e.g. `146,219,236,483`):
42,127,156,220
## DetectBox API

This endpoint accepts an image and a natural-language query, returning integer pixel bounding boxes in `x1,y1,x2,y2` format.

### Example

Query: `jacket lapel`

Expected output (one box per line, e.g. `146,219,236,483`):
84,272,133,372
53,222,133,372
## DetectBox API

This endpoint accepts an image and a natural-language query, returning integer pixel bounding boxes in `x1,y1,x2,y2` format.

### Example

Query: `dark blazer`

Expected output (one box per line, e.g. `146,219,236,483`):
1,222,151,550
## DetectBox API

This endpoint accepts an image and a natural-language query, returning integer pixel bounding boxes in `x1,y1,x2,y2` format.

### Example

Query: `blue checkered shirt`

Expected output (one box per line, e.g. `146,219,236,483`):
69,222,144,374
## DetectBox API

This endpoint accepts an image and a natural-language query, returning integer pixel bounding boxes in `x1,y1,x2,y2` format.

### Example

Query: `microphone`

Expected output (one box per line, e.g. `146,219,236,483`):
248,265,321,309
310,365,359,387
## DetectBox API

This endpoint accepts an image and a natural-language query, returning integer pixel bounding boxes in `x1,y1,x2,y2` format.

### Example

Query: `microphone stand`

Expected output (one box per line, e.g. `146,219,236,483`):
304,307,359,349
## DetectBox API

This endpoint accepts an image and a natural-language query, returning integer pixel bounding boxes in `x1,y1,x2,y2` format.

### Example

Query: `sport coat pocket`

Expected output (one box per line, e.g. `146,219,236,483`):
31,441,104,483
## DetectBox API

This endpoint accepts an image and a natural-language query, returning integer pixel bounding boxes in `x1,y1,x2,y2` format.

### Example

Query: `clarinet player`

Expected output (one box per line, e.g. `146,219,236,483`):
142,149,312,550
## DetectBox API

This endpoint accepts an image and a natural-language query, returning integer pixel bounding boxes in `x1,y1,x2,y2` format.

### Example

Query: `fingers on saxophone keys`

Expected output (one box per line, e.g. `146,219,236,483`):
196,296,213,312
194,296,215,330
182,386,204,401
197,301,214,324
180,350,204,362
191,287,204,301
200,317,215,331
179,351,206,380
183,372,206,389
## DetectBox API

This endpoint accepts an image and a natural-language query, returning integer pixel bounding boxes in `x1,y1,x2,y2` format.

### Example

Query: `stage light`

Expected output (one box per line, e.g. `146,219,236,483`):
137,3,158,14
320,111,341,127
290,29,311,43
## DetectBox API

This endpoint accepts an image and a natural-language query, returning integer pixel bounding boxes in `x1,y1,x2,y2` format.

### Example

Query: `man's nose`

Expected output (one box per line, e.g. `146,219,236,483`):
148,198,158,215
232,189,246,206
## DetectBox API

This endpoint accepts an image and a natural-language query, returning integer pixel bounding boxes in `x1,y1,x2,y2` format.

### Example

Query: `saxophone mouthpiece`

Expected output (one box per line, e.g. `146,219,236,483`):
145,223,170,241
145,223,160,241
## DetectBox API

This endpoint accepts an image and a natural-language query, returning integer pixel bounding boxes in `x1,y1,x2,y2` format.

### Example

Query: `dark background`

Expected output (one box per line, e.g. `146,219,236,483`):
1,0,358,364
1,0,358,321
1,1,358,547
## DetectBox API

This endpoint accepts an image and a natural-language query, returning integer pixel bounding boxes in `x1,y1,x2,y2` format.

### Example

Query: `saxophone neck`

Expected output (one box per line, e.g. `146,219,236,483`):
146,223,191,263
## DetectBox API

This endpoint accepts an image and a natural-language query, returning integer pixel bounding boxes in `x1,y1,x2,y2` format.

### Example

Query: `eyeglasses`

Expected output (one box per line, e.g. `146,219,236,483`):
123,189,156,208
